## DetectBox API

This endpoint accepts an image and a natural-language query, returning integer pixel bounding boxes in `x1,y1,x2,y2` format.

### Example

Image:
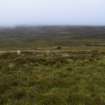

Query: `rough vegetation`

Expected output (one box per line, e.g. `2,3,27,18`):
0,50,105,105
0,26,105,105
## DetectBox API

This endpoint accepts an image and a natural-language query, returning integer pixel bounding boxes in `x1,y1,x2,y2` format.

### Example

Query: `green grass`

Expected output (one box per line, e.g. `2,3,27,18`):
0,50,105,105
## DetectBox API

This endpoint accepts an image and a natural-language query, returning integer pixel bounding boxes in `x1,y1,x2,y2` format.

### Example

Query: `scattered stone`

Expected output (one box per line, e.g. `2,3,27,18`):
17,50,21,55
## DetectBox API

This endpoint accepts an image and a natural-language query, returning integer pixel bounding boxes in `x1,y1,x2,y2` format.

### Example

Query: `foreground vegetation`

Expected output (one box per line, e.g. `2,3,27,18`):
0,50,105,105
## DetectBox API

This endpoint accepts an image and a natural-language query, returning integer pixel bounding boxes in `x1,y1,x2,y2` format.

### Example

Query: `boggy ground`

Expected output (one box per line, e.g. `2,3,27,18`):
0,50,105,105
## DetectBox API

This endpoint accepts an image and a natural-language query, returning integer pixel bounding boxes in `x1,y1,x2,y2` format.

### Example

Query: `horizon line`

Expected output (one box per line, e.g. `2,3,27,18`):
0,24,105,28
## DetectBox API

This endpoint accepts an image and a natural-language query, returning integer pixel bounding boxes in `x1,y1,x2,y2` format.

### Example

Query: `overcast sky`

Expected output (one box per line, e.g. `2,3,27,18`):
0,0,105,26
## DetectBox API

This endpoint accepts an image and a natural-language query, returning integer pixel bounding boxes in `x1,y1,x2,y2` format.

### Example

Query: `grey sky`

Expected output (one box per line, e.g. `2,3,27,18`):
0,0,105,26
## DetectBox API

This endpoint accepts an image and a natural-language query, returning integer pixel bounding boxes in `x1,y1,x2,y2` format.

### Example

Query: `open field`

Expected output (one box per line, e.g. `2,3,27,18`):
0,26,105,105
0,26,105,50
0,50,105,105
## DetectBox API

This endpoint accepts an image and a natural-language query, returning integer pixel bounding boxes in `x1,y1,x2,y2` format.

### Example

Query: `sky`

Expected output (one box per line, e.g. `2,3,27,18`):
0,0,105,26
